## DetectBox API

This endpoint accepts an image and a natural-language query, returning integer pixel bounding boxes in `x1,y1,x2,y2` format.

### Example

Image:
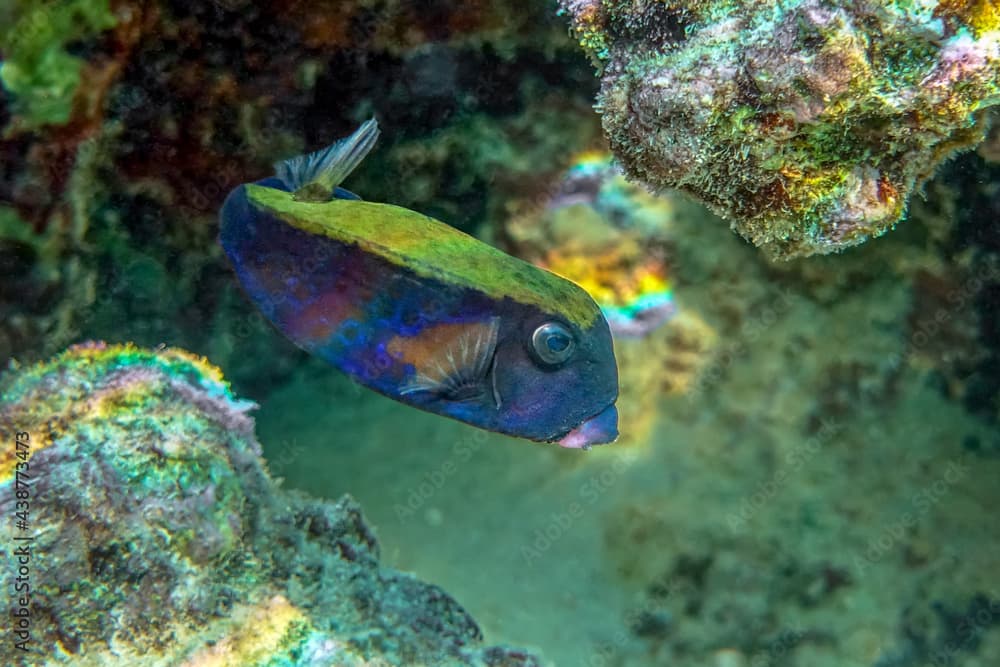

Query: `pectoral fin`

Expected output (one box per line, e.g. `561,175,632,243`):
394,318,500,403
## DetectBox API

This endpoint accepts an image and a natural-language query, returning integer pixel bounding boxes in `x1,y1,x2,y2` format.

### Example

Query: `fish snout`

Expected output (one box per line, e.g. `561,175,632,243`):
557,404,619,449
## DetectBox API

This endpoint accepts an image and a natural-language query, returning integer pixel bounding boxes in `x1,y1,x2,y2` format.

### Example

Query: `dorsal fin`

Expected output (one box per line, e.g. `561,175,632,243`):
274,119,380,202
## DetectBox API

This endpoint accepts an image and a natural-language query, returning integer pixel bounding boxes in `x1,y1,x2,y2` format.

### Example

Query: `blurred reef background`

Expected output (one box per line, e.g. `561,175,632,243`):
1,1,1000,666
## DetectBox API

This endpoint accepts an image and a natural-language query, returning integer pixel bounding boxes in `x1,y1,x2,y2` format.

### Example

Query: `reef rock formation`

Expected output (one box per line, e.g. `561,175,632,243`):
559,0,1000,259
0,342,540,667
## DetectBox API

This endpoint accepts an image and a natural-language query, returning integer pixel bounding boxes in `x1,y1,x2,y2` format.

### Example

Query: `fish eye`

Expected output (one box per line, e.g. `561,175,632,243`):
531,322,576,366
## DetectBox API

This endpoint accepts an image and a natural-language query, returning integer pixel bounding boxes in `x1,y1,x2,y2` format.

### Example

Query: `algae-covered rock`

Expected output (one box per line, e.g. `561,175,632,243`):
559,0,1000,259
0,342,541,667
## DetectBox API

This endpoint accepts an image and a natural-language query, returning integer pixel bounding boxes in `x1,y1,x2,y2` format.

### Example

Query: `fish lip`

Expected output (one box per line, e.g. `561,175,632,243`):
556,404,619,449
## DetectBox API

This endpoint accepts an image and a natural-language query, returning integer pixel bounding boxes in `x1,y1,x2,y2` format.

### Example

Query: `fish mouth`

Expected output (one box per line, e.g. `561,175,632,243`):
557,404,619,450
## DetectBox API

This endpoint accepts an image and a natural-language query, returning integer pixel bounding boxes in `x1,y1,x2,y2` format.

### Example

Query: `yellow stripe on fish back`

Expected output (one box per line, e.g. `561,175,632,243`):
245,184,602,329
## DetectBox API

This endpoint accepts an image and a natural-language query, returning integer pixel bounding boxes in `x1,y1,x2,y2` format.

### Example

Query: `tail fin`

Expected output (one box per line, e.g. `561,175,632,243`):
275,118,380,202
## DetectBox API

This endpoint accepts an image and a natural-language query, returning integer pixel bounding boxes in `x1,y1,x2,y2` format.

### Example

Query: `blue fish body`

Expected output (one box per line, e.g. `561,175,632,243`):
220,121,619,448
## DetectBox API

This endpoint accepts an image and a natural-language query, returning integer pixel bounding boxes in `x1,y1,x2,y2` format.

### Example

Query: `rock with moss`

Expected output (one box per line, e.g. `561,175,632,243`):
559,0,1000,259
0,342,541,667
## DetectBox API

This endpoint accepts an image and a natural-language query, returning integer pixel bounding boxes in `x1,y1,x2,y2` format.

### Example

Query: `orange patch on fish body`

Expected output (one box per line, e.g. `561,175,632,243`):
389,319,500,400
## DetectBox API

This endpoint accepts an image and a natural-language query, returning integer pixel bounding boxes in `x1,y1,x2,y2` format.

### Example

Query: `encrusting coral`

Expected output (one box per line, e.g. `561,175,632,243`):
559,0,1000,259
0,342,541,667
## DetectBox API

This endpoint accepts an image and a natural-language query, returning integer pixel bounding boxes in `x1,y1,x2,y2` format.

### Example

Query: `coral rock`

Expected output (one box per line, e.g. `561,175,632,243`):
0,342,541,666
559,0,1000,258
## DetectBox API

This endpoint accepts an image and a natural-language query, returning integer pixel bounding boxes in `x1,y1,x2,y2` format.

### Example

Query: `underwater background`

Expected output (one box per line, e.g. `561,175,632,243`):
1,1,1000,666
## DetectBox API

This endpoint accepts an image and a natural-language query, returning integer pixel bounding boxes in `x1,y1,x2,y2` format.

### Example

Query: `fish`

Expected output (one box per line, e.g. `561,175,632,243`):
218,119,619,448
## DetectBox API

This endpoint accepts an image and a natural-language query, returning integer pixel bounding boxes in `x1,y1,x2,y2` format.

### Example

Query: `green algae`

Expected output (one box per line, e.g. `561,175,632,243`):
0,0,118,133
247,184,604,329
0,205,38,245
